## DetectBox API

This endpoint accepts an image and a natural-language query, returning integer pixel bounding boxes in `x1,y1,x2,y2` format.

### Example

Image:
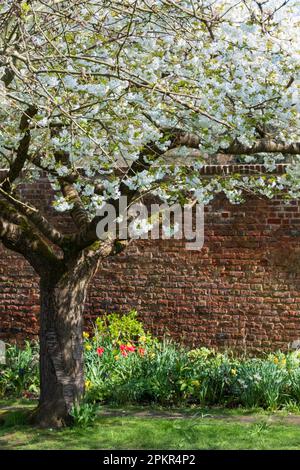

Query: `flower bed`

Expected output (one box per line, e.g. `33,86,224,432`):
2,310,300,411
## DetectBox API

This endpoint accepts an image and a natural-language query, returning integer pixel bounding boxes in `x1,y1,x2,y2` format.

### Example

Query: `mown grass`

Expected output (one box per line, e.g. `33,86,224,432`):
1,401,300,450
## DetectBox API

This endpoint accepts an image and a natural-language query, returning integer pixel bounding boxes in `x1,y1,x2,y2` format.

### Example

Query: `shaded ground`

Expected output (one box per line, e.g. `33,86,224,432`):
1,400,300,450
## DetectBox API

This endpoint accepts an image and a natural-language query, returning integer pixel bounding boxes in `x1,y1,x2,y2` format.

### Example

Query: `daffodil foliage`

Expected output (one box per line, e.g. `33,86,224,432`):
0,0,299,226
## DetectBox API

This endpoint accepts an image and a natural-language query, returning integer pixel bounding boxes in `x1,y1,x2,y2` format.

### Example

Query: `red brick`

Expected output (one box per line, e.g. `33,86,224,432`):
1,177,300,353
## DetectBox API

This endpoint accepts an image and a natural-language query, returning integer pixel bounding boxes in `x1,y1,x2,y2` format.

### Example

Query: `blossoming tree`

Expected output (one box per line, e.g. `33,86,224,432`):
0,0,299,426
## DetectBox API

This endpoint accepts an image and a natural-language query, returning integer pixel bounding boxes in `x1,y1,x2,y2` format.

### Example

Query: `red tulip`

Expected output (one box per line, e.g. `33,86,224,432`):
97,347,105,356
120,344,135,352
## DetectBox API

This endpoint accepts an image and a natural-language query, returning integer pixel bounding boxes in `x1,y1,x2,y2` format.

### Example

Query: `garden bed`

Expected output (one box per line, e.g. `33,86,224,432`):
2,312,300,412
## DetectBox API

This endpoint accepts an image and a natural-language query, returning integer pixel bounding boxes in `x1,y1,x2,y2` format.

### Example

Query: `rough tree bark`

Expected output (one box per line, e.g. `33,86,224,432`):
35,279,85,428
34,280,85,425
29,247,108,428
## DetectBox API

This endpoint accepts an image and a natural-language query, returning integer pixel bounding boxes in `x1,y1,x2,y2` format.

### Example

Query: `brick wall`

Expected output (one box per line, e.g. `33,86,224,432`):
1,168,300,352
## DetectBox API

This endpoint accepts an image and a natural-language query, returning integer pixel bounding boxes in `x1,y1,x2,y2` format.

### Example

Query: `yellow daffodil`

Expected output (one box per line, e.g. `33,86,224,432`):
231,369,237,376
140,336,147,343
85,343,92,351
273,357,279,364
281,358,286,366
83,331,89,339
191,380,200,387
85,380,92,390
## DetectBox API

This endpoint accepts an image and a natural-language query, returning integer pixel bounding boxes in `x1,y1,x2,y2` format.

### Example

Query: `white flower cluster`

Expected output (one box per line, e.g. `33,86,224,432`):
0,0,299,213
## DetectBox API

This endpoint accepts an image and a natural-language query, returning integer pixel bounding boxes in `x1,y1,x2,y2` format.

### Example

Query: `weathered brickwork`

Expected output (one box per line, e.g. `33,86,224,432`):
1,169,300,352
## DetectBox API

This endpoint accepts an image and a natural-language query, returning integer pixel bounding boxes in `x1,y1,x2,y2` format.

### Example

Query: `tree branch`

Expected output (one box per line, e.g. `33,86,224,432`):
0,186,67,249
0,104,38,191
146,115,300,156
222,139,300,155
54,151,90,229
0,199,62,275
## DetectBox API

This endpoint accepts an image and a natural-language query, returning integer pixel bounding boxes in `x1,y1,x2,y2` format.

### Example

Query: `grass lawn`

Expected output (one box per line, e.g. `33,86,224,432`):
1,400,300,450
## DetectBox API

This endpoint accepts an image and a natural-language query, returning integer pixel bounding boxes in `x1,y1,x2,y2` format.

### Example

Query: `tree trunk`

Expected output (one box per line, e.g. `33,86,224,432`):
31,261,94,428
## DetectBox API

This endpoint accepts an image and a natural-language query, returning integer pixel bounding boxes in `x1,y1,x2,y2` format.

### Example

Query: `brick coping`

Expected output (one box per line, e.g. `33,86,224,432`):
0,163,289,178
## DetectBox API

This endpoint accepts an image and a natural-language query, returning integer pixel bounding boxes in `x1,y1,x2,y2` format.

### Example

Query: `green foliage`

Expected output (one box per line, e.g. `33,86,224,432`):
69,402,98,428
98,340,187,405
0,409,29,428
84,313,300,410
0,341,39,398
3,313,300,413
93,309,154,347
232,359,289,410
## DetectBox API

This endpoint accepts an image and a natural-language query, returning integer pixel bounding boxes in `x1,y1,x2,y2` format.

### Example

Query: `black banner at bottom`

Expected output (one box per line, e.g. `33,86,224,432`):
0,450,298,466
